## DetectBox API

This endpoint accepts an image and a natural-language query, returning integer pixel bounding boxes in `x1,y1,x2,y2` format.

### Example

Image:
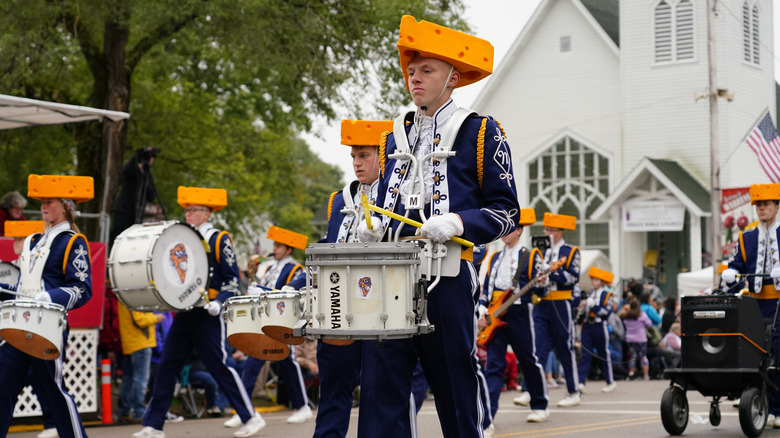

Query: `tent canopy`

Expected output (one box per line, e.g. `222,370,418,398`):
677,266,716,297
0,94,129,130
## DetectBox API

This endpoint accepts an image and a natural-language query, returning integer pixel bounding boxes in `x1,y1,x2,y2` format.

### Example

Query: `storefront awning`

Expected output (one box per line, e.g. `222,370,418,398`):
0,94,129,130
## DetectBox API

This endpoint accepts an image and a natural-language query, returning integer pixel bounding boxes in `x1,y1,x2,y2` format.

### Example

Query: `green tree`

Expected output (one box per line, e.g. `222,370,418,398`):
0,0,467,245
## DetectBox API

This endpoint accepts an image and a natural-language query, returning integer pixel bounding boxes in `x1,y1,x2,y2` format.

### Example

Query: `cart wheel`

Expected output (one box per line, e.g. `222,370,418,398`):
661,386,688,436
710,402,721,426
739,386,767,437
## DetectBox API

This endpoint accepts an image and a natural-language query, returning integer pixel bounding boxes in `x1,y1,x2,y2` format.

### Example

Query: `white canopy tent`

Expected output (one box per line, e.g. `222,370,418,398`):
677,266,718,297
0,94,129,130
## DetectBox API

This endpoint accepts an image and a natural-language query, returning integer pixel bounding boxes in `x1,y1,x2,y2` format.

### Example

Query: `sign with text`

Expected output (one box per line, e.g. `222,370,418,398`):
622,200,685,231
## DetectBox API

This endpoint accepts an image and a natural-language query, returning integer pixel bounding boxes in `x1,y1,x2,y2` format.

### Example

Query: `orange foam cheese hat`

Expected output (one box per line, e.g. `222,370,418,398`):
588,266,614,285
177,186,227,212
518,208,536,227
397,15,493,90
749,184,780,205
27,175,94,203
267,225,308,250
341,120,394,147
542,212,577,230
5,220,44,238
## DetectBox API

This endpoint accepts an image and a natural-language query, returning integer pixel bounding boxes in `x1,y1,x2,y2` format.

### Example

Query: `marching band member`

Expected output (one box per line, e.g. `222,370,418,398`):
478,209,550,425
576,266,617,393
355,16,520,437
224,226,312,427
524,213,581,408
721,183,780,427
311,119,392,437
0,175,94,438
133,187,264,438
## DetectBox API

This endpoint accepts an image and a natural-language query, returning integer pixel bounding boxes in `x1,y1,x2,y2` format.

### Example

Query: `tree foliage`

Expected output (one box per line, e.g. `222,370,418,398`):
0,0,467,253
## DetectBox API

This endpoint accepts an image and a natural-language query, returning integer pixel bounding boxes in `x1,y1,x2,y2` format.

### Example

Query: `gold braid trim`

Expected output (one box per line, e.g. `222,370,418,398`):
327,192,338,221
379,131,389,179
63,233,90,274
496,119,507,140
477,118,488,189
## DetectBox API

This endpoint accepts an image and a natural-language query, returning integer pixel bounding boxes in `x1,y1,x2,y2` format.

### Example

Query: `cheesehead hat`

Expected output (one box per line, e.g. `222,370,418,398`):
749,184,780,205
27,175,94,203
177,186,227,212
341,120,394,146
5,220,44,238
588,266,614,285
397,15,493,90
542,212,577,230
267,225,308,250
518,208,536,227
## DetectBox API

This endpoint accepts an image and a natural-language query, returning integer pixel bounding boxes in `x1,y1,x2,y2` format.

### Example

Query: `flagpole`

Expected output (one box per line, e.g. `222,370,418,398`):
707,0,722,285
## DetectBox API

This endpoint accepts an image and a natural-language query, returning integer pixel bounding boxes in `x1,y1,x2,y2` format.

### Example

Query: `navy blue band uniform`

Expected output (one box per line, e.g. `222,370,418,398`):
577,282,615,387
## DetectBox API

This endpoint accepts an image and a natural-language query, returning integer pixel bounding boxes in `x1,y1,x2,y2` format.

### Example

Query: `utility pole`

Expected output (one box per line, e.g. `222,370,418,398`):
707,0,722,284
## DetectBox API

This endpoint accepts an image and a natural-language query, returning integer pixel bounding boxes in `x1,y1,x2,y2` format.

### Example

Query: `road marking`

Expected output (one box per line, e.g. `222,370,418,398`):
497,416,660,437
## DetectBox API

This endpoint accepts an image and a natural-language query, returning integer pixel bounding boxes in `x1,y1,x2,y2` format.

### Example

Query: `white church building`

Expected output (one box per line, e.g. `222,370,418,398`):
471,0,776,295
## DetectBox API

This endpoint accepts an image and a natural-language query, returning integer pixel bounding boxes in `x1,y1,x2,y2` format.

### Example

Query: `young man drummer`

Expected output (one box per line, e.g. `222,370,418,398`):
133,187,264,438
0,175,94,438
355,16,520,437
721,183,780,427
224,225,312,427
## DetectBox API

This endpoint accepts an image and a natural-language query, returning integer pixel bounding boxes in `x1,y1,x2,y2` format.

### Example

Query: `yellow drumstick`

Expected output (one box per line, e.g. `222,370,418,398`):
199,288,210,304
362,199,474,248
361,191,372,230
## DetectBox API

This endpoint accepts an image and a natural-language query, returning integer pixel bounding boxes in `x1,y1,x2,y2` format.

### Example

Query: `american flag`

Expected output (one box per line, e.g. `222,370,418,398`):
746,112,780,183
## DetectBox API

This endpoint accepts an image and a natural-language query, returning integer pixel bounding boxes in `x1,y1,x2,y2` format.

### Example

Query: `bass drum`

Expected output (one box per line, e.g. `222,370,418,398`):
109,221,210,312
0,261,20,286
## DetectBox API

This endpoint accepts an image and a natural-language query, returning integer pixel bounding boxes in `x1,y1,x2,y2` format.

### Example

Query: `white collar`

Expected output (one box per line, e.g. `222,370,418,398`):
408,99,459,147
197,222,214,235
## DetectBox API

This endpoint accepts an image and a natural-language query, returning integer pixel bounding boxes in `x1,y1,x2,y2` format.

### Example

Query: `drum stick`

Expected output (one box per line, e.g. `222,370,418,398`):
0,288,28,297
361,191,373,230
363,201,474,248
199,288,210,304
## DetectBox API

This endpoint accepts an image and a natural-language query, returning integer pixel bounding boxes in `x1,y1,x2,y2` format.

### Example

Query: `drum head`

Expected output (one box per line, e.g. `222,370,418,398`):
0,328,60,360
150,223,210,310
228,333,290,361
0,262,20,286
262,325,304,345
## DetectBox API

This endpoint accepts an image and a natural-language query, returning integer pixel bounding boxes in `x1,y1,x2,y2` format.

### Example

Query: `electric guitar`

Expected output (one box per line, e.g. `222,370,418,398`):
477,258,566,347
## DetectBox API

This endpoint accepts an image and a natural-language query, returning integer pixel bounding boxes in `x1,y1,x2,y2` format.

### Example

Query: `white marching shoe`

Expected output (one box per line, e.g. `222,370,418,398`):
513,391,531,406
132,426,166,438
527,409,550,423
234,413,266,437
37,428,58,438
287,405,313,423
224,413,242,428
557,393,581,407
602,382,617,393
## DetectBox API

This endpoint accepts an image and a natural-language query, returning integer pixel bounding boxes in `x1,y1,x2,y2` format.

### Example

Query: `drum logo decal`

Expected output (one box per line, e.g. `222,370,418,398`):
276,301,285,315
169,243,189,284
358,277,372,298
330,272,340,284
23,310,30,323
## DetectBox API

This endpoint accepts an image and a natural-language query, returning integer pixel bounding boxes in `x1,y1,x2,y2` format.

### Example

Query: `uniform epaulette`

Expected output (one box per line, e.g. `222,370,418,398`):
476,117,488,189
566,246,580,269
327,192,338,221
528,247,542,280
738,231,746,263
286,264,303,285
63,233,89,274
379,131,389,179
215,231,230,264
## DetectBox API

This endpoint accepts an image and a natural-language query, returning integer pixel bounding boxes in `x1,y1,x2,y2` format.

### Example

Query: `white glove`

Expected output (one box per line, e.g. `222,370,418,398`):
204,300,221,316
281,285,297,292
34,292,51,303
419,213,464,243
478,304,489,319
721,268,738,284
357,216,383,242
772,267,780,281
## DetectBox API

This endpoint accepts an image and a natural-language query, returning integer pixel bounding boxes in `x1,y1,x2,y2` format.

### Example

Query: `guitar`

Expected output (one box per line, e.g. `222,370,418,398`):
477,258,566,347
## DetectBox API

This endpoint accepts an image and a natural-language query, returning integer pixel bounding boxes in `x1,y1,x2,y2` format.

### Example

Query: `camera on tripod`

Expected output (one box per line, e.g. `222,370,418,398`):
532,235,552,253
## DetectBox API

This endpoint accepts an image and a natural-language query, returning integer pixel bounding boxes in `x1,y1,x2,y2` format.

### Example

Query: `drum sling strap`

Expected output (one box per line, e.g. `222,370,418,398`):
204,228,229,299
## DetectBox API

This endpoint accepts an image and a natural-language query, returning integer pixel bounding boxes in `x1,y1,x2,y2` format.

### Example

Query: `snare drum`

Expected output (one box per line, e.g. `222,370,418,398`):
302,241,429,341
258,290,304,345
109,221,210,312
223,295,290,361
0,261,20,286
0,300,66,360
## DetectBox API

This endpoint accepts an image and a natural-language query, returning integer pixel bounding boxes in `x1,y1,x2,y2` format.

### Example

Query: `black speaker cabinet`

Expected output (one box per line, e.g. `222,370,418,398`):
680,294,769,369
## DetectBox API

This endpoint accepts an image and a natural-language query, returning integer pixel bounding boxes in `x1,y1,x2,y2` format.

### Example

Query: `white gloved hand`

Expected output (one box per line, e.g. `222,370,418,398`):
721,268,738,284
34,292,51,303
204,300,222,316
478,304,489,319
281,285,297,292
419,213,464,243
771,267,780,281
357,216,383,242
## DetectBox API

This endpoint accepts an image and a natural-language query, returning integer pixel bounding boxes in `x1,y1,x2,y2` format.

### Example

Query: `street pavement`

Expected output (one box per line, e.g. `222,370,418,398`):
8,378,774,437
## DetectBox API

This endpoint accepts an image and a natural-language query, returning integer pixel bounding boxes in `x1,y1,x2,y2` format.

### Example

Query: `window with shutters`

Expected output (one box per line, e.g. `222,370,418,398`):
742,0,760,65
527,136,610,254
653,0,697,64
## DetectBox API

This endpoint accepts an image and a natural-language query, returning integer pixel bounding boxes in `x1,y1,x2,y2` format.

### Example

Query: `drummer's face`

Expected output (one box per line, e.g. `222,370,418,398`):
351,146,380,184
755,200,779,224
40,198,66,226
271,242,293,261
184,204,211,226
